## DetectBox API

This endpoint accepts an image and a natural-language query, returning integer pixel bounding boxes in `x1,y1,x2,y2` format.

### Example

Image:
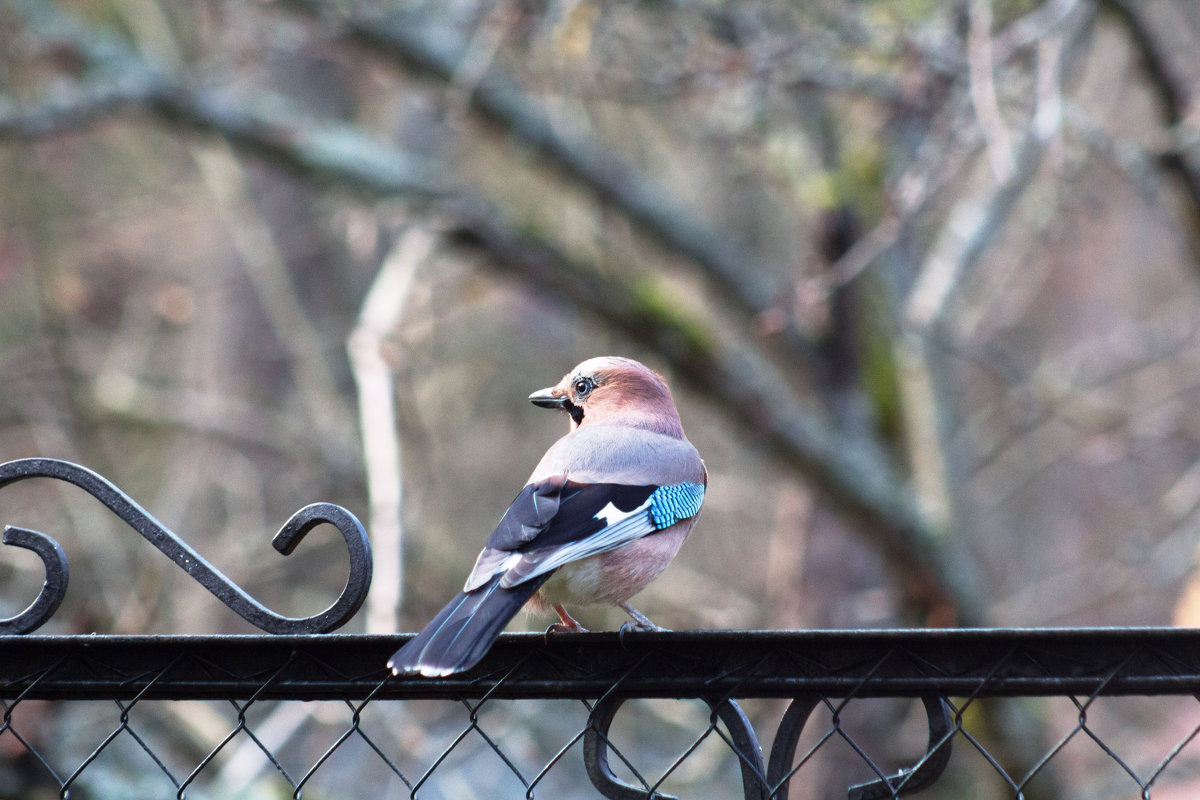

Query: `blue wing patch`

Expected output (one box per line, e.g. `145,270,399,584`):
649,483,706,529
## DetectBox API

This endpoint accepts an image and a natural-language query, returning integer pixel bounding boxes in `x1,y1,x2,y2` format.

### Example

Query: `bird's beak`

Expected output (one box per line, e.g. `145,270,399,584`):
529,387,568,409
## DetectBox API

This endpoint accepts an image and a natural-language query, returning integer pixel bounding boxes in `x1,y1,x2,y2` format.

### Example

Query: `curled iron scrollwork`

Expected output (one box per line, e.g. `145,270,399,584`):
768,694,954,800
0,524,69,635
585,694,769,800
0,457,372,634
582,692,953,799
845,696,954,800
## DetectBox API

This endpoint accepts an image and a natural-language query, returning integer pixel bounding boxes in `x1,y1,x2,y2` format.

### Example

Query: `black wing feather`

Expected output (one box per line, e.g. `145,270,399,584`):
487,480,656,553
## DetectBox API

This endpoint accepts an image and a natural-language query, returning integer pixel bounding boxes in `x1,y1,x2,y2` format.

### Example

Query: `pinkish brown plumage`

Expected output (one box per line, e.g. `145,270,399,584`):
388,356,707,676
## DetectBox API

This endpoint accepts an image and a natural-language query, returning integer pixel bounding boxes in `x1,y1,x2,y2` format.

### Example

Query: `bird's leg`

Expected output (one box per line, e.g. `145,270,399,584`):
618,602,668,633
546,603,588,634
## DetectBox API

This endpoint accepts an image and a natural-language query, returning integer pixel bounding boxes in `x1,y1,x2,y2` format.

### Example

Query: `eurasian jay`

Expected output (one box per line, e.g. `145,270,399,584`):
388,356,706,677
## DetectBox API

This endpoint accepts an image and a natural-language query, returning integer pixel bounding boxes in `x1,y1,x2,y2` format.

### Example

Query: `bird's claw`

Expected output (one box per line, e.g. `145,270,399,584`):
620,619,667,633
617,619,668,645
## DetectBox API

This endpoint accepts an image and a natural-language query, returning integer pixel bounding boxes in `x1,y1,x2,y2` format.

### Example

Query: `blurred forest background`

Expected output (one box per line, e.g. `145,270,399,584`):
2,0,1200,798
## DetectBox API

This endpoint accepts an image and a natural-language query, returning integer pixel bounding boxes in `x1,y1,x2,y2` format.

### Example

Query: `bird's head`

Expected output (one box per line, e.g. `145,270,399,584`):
529,356,683,436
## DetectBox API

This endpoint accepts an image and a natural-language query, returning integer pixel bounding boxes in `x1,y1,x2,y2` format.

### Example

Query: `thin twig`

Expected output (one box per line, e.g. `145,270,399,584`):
968,0,1016,183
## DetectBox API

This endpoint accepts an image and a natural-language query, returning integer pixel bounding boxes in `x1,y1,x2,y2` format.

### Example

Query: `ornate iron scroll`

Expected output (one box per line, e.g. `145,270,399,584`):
585,695,768,800
584,693,951,799
846,696,953,800
0,457,371,634
0,524,69,635
764,695,952,800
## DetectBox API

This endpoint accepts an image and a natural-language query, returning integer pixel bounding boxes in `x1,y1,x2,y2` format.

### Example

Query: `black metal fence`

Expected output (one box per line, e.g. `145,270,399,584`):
5,459,1200,798
5,629,1200,799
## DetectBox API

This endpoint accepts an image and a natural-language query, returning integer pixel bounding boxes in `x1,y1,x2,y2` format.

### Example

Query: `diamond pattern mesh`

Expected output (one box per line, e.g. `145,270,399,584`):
5,634,1200,799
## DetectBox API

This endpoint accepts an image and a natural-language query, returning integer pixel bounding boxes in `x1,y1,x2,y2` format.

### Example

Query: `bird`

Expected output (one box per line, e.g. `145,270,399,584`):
388,356,707,677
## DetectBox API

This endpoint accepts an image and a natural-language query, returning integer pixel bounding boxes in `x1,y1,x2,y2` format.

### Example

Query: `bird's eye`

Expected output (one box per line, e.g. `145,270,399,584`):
573,377,594,397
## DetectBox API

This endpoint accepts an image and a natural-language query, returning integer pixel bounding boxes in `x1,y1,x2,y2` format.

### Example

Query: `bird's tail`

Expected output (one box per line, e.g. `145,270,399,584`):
388,573,549,677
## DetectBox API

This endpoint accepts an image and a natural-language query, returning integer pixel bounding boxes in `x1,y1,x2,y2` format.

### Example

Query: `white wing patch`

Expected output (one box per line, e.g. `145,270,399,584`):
593,497,652,526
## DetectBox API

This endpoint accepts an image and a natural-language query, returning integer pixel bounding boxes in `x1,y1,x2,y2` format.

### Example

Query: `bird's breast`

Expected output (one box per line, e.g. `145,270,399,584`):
532,525,691,612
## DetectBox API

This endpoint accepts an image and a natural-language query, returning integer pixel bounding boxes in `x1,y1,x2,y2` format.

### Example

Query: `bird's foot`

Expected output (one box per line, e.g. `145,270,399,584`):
546,604,588,636
618,603,669,640
619,604,667,633
618,617,668,647
618,619,666,635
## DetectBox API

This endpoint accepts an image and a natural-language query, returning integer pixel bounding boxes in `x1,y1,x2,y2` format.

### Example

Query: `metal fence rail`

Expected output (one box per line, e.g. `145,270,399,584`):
4,629,1200,799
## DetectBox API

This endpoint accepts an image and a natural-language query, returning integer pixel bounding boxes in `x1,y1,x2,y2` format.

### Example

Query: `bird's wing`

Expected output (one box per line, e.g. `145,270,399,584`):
390,479,704,676
461,474,568,589
463,478,705,592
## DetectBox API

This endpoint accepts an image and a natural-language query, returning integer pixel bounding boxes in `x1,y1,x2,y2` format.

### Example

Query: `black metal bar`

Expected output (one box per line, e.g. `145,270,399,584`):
5,628,1200,701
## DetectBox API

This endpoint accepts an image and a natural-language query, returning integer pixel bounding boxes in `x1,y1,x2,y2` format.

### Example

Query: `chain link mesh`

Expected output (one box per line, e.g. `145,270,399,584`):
4,633,1200,799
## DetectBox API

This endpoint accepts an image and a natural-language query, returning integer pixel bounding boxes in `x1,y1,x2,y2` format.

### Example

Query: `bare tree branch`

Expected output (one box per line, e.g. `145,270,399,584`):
0,75,157,138
0,6,445,200
893,5,1088,619
1100,0,1200,239
349,227,437,633
968,0,1016,183
277,0,818,362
